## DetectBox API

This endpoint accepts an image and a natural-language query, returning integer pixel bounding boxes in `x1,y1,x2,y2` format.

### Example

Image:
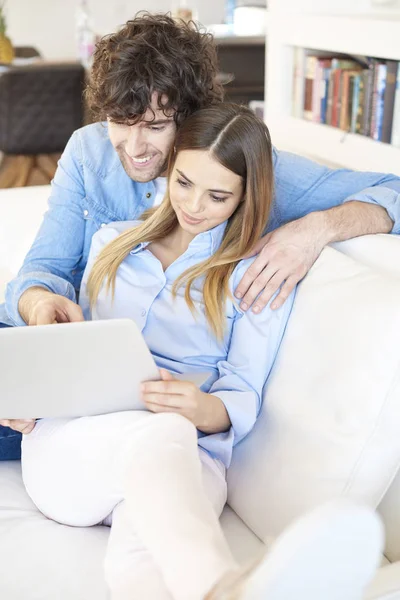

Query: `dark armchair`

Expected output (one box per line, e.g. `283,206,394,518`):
0,62,85,187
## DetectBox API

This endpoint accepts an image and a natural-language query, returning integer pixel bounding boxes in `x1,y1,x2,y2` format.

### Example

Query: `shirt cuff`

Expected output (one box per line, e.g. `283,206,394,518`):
5,272,76,326
343,186,400,235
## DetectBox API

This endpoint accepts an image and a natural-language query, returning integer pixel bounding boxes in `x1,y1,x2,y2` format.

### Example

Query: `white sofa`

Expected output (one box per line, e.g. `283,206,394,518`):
1,185,400,600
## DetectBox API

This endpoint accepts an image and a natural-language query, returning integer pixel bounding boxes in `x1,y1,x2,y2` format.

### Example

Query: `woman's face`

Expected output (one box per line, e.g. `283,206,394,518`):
169,149,244,235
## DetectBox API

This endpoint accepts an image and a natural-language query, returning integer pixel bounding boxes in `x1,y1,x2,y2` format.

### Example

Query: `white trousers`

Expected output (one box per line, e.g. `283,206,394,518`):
21,412,237,600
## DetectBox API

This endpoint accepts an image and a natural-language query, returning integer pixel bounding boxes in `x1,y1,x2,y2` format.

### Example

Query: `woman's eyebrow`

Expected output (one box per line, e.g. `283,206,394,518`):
176,169,233,194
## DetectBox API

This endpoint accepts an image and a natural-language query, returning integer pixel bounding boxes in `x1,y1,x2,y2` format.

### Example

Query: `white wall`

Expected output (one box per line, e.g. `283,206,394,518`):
7,0,225,60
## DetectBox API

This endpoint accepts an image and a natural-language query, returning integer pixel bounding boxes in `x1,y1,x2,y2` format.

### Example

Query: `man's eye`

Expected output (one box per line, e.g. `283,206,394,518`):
177,178,189,187
150,126,165,132
211,195,227,203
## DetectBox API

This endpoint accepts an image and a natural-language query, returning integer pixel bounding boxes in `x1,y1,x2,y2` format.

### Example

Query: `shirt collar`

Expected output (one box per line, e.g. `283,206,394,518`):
186,220,228,255
129,241,150,255
129,220,228,257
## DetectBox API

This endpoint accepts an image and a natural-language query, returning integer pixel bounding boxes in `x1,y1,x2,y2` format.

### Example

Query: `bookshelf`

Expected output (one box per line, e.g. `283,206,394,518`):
265,12,400,174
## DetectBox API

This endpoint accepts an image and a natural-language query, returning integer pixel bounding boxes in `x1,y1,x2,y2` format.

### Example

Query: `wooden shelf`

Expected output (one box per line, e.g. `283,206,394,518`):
267,117,400,175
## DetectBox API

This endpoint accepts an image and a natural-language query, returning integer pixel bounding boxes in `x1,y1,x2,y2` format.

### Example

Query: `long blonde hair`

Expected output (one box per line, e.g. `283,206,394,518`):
87,103,274,339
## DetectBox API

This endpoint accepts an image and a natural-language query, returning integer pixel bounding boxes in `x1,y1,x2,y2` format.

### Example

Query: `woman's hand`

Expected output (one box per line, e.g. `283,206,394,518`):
141,369,231,434
0,419,36,434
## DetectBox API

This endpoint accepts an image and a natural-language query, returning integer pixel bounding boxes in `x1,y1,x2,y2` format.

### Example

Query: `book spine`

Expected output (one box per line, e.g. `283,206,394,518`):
326,69,335,125
339,71,350,130
381,60,398,144
312,60,323,122
350,74,360,133
331,69,341,127
373,63,387,141
292,47,306,119
391,66,400,147
355,73,365,134
347,74,355,132
320,65,331,124
369,62,380,138
304,56,317,120
362,60,375,136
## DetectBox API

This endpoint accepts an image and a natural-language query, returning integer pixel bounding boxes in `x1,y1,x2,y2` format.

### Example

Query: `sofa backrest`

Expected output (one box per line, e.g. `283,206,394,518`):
227,237,400,560
0,185,50,303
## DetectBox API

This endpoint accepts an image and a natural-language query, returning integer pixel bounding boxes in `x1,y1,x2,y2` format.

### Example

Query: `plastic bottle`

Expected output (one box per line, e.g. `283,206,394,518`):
225,0,236,30
76,0,95,69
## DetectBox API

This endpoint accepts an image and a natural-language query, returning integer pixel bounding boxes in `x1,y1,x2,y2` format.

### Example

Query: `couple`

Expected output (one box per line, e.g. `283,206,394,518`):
0,11,398,600
7,99,385,600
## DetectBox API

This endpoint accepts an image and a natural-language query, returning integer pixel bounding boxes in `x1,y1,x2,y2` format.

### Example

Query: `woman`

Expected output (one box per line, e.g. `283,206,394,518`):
20,105,381,600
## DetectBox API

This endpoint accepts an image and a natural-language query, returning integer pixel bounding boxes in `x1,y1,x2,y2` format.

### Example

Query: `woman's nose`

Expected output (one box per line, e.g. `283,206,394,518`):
185,193,204,214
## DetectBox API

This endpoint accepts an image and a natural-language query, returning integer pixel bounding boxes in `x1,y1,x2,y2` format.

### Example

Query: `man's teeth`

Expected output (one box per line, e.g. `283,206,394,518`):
132,155,153,164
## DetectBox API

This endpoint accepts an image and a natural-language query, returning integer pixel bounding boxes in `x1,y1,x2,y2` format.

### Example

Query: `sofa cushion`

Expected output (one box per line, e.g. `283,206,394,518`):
0,461,264,600
0,462,110,600
227,246,400,546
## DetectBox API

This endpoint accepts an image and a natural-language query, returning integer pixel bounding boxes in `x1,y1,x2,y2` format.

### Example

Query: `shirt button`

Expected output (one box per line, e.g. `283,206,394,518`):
83,209,89,216
146,192,152,198
141,309,146,317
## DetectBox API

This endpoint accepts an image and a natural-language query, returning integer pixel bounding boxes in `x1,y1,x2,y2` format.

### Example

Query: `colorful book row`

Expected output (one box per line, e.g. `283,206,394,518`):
292,48,400,147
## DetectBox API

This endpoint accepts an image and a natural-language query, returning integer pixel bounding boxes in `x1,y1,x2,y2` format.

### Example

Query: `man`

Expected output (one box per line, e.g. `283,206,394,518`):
0,13,399,458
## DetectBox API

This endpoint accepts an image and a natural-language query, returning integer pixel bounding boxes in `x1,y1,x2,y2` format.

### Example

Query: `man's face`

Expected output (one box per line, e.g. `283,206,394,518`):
108,93,177,183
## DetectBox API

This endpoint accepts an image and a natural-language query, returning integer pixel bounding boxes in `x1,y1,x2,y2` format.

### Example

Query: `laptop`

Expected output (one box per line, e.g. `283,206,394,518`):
0,319,210,419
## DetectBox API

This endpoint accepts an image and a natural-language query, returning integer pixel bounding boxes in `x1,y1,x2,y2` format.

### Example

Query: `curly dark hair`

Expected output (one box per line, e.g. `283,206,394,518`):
85,12,224,126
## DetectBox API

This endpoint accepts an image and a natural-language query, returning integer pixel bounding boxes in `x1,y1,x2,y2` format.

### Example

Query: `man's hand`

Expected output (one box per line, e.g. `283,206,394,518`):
235,213,326,313
18,287,84,326
141,369,231,434
0,419,36,434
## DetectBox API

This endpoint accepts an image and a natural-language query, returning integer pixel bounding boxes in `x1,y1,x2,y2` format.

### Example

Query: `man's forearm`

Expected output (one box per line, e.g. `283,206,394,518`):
316,200,393,245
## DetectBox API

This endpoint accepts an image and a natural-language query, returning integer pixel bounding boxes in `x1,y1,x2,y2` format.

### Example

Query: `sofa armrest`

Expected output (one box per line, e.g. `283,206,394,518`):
365,562,400,600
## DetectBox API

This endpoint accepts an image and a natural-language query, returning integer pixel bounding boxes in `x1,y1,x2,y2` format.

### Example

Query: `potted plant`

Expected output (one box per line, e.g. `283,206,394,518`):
0,1,14,65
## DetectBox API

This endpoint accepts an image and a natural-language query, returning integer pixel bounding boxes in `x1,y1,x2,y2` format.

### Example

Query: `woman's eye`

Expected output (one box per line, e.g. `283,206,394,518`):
211,195,227,203
177,178,189,187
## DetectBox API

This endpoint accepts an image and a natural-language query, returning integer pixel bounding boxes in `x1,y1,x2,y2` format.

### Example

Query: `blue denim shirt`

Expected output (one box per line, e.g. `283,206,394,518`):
3,121,400,326
79,220,295,467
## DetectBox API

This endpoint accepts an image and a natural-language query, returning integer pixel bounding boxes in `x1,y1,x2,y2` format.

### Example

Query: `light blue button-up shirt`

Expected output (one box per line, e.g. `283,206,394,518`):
3,121,400,326
79,220,295,467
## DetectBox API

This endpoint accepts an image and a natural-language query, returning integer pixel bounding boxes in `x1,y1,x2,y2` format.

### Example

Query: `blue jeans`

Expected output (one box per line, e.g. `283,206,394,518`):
0,322,22,460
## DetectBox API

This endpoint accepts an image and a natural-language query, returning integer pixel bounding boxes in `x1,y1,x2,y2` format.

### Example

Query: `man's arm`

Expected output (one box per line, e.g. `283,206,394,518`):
236,150,400,312
5,131,87,326
269,149,400,230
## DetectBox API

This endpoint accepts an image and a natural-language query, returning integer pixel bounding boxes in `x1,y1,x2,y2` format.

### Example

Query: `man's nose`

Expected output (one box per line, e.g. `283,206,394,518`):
125,127,147,157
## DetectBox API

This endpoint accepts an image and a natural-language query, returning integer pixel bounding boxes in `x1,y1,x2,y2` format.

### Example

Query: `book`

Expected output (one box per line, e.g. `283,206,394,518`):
313,58,332,123
326,68,336,125
304,55,318,120
339,71,360,131
355,73,365,134
381,61,399,144
373,63,387,141
320,62,332,124
350,73,361,133
292,47,306,119
330,59,361,129
312,59,323,122
362,58,377,136
391,66,400,147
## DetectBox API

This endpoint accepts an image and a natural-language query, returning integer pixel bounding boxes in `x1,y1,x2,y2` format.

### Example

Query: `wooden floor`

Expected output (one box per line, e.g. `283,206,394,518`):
0,154,61,188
